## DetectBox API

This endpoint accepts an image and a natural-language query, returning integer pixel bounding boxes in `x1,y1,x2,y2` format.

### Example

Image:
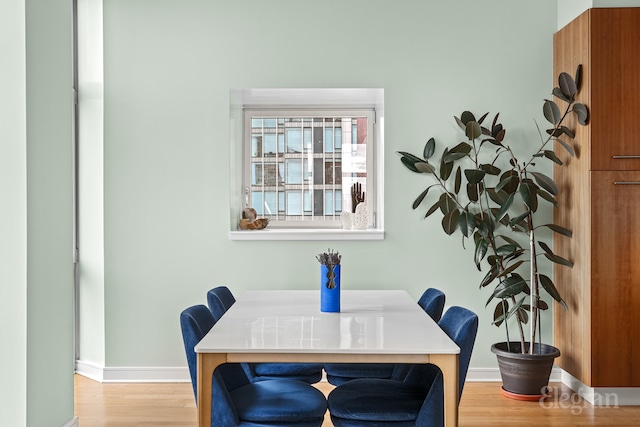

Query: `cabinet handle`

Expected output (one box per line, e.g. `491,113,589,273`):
613,155,640,159
614,181,640,185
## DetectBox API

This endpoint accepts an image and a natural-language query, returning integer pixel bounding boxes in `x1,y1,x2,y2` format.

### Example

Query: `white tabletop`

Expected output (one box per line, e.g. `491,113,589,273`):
195,289,459,355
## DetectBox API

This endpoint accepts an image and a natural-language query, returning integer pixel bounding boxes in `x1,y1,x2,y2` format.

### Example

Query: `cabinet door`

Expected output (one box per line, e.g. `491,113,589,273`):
591,171,640,386
591,9,640,171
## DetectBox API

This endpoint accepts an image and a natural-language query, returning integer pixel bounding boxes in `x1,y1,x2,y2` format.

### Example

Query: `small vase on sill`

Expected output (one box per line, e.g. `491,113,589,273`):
353,203,368,230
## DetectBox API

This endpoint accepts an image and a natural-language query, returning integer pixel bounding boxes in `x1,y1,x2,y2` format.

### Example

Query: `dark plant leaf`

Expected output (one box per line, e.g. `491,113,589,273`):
400,156,420,173
493,274,527,299
494,192,515,222
537,299,549,310
519,182,538,212
439,193,457,215
440,148,454,180
537,189,558,207
517,307,529,324
465,169,486,185
539,274,568,310
497,234,521,247
477,112,489,125
495,244,519,257
575,64,582,91
454,166,462,194
425,198,443,218
556,139,575,157
466,121,482,141
493,300,507,326
458,210,476,238
474,237,489,270
487,188,509,205
558,72,577,99
572,103,589,125
561,126,575,138
543,252,574,268
530,172,559,196
480,264,499,288
509,210,531,227
423,138,436,159
543,100,562,125
467,183,479,202
415,162,436,174
397,151,424,163
442,209,460,235
540,223,573,238
544,150,563,165
497,170,519,194
480,163,501,175
443,142,473,162
412,186,434,210
552,87,571,104
460,111,476,126
498,259,525,277
538,240,554,255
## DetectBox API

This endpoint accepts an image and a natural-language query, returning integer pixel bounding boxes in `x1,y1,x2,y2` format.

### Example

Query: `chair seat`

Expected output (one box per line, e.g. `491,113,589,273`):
328,378,426,424
231,379,327,424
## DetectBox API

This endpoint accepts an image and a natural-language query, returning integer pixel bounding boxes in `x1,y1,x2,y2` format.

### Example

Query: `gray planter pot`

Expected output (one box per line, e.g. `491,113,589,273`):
491,342,560,397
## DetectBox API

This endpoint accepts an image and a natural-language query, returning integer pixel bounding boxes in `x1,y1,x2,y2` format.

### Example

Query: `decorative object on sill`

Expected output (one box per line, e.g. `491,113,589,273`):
316,249,341,312
353,203,368,230
397,66,588,399
340,211,353,230
239,207,269,230
351,182,365,213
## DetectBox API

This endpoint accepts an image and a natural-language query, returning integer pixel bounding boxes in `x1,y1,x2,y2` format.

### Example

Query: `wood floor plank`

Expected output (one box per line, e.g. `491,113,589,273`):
74,375,640,426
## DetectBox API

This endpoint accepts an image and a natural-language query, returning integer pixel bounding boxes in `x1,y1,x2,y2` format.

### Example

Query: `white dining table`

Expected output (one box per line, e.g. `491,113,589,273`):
195,289,461,426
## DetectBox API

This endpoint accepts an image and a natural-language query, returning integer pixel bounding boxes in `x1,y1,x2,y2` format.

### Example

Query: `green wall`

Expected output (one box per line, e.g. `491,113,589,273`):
1,0,74,426
94,0,558,371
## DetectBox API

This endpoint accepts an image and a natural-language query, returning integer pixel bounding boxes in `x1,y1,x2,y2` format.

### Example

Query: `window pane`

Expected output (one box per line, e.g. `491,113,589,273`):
264,134,277,155
336,189,342,212
325,128,333,153
264,191,276,215
287,191,302,215
252,136,261,157
251,118,262,128
286,128,302,153
251,192,263,215
335,128,342,150
286,159,302,184
303,190,312,215
264,118,277,128
303,128,312,151
251,163,261,185
325,189,334,215
278,133,284,153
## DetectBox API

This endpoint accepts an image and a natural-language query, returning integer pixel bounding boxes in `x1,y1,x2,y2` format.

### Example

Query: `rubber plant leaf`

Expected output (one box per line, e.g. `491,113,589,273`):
399,155,420,173
454,166,462,194
492,274,527,300
530,171,558,196
519,182,538,212
412,185,435,210
442,209,460,235
539,274,568,311
423,138,436,159
558,71,577,99
543,150,563,165
543,100,562,125
474,237,489,271
466,120,482,141
572,103,589,125
556,139,575,157
494,192,515,222
464,169,486,185
415,161,436,174
539,223,573,238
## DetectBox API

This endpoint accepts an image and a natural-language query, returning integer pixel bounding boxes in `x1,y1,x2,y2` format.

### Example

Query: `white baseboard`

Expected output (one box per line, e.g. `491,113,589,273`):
75,360,190,383
60,416,79,427
466,367,562,383
561,370,640,406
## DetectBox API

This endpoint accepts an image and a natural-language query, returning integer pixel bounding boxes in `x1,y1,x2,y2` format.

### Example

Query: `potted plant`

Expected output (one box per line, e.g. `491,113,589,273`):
397,67,588,398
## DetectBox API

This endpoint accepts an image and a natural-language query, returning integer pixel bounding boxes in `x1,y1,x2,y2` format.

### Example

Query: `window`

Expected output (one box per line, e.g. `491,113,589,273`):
243,109,376,230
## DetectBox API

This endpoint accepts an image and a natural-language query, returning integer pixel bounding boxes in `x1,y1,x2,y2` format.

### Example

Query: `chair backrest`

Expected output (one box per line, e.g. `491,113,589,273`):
437,306,478,397
180,304,216,398
206,286,236,321
417,288,446,322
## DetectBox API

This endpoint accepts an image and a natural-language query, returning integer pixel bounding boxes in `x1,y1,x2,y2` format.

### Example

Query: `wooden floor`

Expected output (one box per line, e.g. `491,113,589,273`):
74,374,640,426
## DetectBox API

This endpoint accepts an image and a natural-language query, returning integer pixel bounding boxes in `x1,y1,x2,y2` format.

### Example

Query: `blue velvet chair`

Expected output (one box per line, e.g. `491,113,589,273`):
206,286,324,384
324,288,446,386
180,304,327,427
417,288,446,322
326,306,478,427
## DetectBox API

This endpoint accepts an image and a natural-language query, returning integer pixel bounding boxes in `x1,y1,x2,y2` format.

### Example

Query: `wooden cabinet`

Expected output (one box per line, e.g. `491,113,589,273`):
554,8,640,388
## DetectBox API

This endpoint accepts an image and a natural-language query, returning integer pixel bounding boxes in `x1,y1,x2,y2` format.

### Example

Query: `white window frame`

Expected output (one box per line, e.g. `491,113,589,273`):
228,89,384,241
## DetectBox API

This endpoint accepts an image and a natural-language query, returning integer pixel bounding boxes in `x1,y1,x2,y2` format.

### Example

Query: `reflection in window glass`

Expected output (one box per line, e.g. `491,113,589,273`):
287,191,302,215
286,159,302,184
286,128,302,153
246,111,372,226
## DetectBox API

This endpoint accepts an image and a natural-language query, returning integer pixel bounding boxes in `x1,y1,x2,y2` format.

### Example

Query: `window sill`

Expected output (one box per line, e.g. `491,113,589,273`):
229,228,384,241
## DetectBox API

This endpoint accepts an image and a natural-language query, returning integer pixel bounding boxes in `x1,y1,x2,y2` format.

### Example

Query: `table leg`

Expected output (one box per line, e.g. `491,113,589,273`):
197,353,226,427
431,353,459,427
